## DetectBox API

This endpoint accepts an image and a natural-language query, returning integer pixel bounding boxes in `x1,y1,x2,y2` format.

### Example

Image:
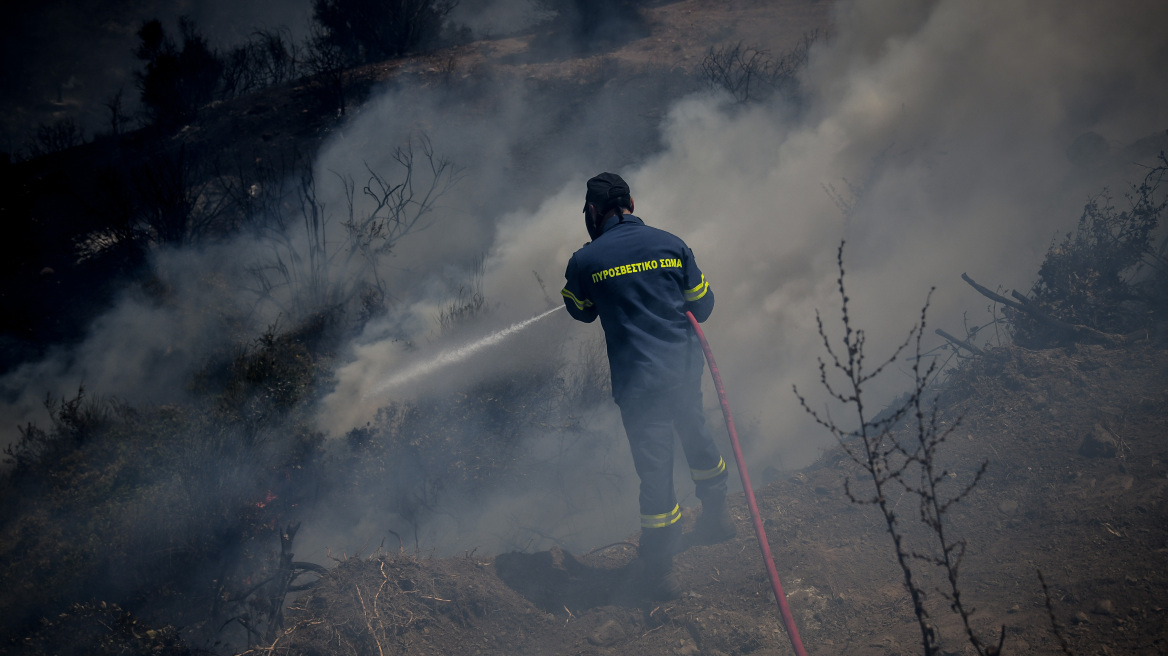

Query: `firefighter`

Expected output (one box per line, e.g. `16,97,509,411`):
561,172,735,600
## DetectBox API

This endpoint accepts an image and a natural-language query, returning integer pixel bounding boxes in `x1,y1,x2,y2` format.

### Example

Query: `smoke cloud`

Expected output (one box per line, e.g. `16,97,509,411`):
300,0,1168,556
323,0,1168,463
4,0,1167,559
464,0,1168,468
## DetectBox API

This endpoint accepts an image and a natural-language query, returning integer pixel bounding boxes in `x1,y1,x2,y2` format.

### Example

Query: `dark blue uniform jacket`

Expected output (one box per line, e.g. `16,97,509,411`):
561,214,715,403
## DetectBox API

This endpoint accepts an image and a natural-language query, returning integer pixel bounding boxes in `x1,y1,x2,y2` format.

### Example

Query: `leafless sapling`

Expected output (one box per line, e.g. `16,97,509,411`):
794,242,1004,656
302,23,352,117
221,28,302,99
699,31,818,104
21,118,85,159
244,133,460,321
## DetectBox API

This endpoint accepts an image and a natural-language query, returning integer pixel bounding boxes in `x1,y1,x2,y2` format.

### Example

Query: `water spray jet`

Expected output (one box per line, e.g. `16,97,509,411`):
364,305,564,399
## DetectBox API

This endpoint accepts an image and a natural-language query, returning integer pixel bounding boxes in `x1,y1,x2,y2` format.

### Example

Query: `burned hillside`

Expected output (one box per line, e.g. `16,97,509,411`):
217,335,1168,656
3,0,1168,655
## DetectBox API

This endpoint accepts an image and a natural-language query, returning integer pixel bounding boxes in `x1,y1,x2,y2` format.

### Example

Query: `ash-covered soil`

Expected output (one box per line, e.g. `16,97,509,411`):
251,338,1168,655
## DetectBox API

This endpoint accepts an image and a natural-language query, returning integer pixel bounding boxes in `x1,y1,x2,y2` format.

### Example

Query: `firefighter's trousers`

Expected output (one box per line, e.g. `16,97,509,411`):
617,382,729,540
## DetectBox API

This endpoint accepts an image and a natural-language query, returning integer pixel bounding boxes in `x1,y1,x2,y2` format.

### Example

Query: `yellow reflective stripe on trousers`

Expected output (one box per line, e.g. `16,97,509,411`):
560,288,593,310
684,275,709,302
641,503,681,528
691,456,726,481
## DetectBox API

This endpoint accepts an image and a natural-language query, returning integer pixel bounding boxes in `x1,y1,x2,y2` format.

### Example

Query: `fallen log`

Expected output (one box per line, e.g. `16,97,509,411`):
961,273,1124,346
935,328,985,355
960,273,1026,312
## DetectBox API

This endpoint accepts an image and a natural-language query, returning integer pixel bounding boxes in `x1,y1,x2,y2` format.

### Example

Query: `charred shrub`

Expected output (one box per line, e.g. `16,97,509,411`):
245,135,460,321
547,0,647,43
311,0,458,64
0,398,298,649
19,601,189,656
343,366,567,549
220,28,301,99
795,243,1003,656
0,315,335,651
3,386,110,479
213,315,333,425
135,17,223,128
700,32,818,105
74,138,234,265
20,118,86,159
1011,154,1168,345
302,21,353,116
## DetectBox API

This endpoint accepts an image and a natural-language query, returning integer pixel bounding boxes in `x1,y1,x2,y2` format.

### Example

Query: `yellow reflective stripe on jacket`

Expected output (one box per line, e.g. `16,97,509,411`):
691,456,726,481
641,503,681,528
684,274,710,302
560,288,593,311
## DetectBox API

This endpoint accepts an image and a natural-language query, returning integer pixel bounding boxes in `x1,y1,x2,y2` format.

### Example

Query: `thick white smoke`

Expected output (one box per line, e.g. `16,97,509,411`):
462,0,1168,467
302,0,1168,556
3,0,1166,557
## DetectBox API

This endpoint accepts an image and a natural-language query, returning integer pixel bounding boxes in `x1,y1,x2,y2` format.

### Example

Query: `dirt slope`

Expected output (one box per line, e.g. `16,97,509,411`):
250,338,1168,655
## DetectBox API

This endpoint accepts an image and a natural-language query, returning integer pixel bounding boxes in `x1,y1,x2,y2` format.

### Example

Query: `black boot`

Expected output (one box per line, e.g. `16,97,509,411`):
694,494,736,544
639,524,682,600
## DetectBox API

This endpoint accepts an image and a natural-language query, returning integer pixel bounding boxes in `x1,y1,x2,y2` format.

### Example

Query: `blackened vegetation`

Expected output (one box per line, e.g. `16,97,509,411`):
304,0,458,115
0,319,330,652
2,133,462,641
73,138,241,262
3,386,108,478
795,243,1004,656
108,142,234,247
240,134,461,321
0,278,608,653
21,118,87,159
963,153,1168,349
339,350,602,552
302,21,354,117
220,29,302,101
699,32,819,105
18,601,191,656
0,134,255,368
1021,154,1168,339
311,0,458,64
20,0,460,147
0,155,420,648
135,18,224,129
534,0,648,50
6,0,466,159
2,0,468,358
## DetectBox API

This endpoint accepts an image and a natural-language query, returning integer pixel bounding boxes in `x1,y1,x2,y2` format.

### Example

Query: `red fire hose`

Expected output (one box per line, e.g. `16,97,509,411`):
686,311,808,656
